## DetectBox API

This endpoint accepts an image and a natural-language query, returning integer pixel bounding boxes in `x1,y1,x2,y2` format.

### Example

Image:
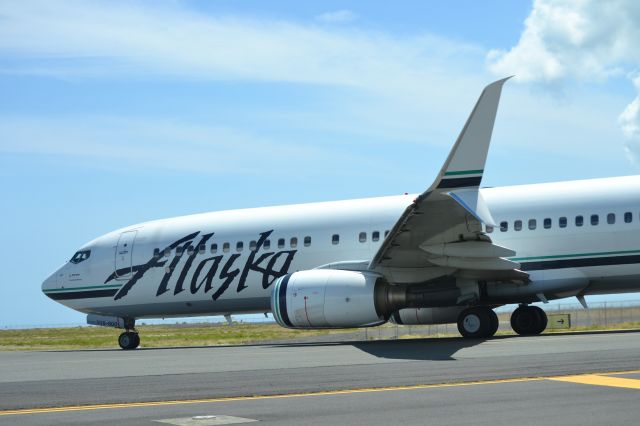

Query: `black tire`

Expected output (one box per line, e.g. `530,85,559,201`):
132,332,141,349
457,307,491,338
511,306,545,336
118,332,139,350
487,309,499,337
530,306,548,335
118,332,132,350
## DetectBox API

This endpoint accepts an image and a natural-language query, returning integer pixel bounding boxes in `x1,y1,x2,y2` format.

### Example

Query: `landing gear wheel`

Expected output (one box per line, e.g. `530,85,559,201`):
118,331,140,350
529,305,548,334
511,306,547,336
457,307,492,338
132,332,141,348
488,309,499,337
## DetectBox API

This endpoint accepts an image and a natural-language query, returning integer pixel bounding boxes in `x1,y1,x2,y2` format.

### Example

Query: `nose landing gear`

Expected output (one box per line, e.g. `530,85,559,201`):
118,331,140,350
118,317,140,350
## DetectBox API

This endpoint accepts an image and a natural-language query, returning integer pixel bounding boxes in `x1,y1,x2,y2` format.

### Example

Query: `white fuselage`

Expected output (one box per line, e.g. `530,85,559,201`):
42,175,640,319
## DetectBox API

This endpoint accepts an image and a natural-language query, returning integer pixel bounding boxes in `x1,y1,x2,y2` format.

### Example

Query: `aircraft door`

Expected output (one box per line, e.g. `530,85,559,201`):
115,230,137,279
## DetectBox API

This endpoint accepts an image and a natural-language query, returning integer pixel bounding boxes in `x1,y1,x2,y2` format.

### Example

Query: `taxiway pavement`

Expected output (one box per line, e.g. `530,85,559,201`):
1,330,640,424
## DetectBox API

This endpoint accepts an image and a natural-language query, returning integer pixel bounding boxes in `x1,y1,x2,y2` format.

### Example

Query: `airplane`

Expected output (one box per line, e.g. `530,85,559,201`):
42,77,640,350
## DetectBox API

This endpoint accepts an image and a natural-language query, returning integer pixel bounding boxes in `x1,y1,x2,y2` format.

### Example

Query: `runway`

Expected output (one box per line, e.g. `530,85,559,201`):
1,330,640,424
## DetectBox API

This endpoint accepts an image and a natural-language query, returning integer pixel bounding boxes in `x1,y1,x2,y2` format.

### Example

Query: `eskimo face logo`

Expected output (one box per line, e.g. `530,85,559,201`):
105,230,296,301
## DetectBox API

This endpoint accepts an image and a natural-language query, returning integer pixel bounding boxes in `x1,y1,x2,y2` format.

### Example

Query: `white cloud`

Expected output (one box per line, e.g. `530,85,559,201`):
0,0,478,95
0,0,634,181
620,76,640,138
620,75,640,163
487,0,640,164
0,0,490,170
316,10,357,24
487,0,640,83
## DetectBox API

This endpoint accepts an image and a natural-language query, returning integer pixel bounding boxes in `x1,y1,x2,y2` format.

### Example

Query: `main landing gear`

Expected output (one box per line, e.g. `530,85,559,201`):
510,305,548,336
457,307,499,338
456,305,548,339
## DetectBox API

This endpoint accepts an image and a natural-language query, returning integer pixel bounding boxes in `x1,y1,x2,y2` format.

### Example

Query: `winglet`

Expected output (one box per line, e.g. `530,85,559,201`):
428,77,511,192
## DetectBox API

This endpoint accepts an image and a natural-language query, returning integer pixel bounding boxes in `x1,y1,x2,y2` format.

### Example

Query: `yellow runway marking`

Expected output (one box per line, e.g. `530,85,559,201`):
0,377,541,417
3,370,640,417
550,374,640,390
604,369,640,375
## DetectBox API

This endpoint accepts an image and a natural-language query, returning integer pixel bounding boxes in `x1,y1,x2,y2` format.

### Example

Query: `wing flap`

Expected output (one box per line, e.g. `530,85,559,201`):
420,241,515,258
427,256,520,271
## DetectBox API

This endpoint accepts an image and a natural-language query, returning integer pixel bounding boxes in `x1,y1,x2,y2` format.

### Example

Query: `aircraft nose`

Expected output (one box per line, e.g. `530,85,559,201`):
42,267,62,297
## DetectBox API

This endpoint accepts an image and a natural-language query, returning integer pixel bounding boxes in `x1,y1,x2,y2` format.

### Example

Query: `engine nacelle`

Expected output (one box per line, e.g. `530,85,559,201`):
271,270,390,329
390,307,466,325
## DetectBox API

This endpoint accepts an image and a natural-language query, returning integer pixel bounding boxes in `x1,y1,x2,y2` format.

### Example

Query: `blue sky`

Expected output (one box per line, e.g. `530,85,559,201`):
2,0,640,327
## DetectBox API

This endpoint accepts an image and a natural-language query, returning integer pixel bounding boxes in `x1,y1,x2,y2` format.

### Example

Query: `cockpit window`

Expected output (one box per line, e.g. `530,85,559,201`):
70,250,91,264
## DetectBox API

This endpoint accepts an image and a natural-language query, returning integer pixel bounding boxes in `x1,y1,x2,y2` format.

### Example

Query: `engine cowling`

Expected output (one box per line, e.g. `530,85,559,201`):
271,270,390,329
390,307,466,325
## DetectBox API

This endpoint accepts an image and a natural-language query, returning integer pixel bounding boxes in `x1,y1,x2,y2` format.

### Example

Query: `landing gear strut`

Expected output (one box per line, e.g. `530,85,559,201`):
118,331,140,350
457,307,499,338
510,305,547,336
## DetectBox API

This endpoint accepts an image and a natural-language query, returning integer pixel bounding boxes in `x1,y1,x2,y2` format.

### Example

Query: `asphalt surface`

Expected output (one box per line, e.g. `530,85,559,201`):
1,330,640,424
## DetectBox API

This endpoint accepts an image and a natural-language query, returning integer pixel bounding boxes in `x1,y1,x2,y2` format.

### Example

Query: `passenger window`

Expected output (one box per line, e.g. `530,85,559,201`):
186,246,194,256
528,219,536,230
372,231,380,242
176,247,184,257
164,248,171,257
304,236,311,247
486,226,494,234
249,240,257,251
625,212,632,223
514,220,522,231
210,243,218,254
236,242,243,252
384,230,390,237
264,239,271,249
198,244,206,255
359,232,367,243
153,248,160,258
223,242,230,253
544,218,552,229
278,238,285,249
607,213,615,224
500,221,508,232
332,234,340,245
575,215,584,227
290,237,298,248
559,217,567,228
591,214,599,226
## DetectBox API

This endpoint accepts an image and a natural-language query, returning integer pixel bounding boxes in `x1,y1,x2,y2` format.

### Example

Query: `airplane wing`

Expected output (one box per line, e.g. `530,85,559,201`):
369,77,528,284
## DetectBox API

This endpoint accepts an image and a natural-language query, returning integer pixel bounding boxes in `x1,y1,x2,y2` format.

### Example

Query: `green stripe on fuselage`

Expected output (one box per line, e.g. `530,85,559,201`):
44,284,123,293
511,249,640,262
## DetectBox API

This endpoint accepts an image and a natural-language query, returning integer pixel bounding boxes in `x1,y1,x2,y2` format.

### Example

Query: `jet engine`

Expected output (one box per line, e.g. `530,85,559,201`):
271,270,401,329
